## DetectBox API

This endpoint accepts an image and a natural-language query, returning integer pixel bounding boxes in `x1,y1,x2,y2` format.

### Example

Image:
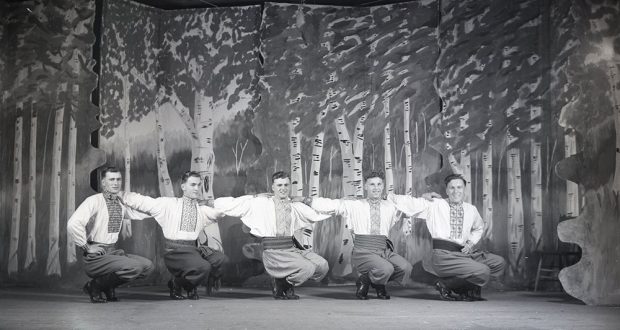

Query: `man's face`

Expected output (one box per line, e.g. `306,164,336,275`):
365,177,384,200
101,172,122,194
446,179,465,203
181,176,202,199
272,177,290,199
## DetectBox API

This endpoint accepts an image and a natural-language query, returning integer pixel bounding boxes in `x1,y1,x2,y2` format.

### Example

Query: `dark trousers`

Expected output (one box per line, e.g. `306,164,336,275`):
83,249,154,282
164,246,228,290
352,247,413,286
431,249,506,286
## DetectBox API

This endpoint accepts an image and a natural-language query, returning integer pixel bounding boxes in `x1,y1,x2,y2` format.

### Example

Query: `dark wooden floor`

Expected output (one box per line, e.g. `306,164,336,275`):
0,285,618,329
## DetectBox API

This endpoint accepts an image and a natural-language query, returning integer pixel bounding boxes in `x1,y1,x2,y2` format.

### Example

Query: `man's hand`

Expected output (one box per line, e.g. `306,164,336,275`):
461,241,474,254
290,196,305,203
421,192,442,201
84,243,106,255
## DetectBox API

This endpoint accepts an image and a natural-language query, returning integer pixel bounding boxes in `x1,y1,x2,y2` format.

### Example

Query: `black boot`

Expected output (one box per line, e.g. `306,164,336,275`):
206,275,222,296
186,287,200,300
464,284,484,301
374,284,391,300
434,280,457,301
101,273,125,302
167,278,185,300
443,277,474,302
356,274,371,300
83,279,107,303
272,278,288,300
283,281,300,300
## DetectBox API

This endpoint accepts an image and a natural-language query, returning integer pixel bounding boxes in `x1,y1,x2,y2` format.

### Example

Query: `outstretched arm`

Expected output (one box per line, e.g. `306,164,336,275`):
121,192,163,218
213,195,255,218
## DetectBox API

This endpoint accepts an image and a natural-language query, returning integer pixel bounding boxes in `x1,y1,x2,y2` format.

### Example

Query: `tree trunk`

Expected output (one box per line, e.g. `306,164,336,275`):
481,139,493,243
403,98,413,195
335,115,355,197
460,145,472,203
353,110,368,197
288,116,303,197
507,133,524,279
24,101,37,269
155,100,174,197
309,131,325,197
191,92,215,199
606,63,620,193
121,75,131,193
448,153,462,174
47,84,66,276
564,130,579,217
530,107,543,251
383,98,394,193
9,113,23,276
66,84,78,265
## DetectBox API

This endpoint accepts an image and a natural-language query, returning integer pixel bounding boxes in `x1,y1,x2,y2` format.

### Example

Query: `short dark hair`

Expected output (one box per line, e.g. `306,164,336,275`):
364,171,385,181
100,166,121,179
444,173,467,187
272,171,290,183
181,171,202,184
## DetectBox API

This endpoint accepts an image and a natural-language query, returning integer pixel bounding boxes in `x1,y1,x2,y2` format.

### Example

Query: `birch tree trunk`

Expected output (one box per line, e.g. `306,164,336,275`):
507,132,524,279
66,83,78,265
288,116,303,197
383,98,394,193
606,63,620,193
156,99,174,197
191,92,215,199
335,115,355,197
403,98,413,195
121,75,131,193
530,106,543,251
353,111,368,197
460,145,472,203
24,101,37,269
47,84,66,276
309,131,325,197
564,130,579,217
481,139,493,242
448,153,462,174
9,112,23,276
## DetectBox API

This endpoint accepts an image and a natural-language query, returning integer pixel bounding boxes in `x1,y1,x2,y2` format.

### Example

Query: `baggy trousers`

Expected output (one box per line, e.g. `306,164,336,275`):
261,237,328,286
164,246,229,290
83,247,154,282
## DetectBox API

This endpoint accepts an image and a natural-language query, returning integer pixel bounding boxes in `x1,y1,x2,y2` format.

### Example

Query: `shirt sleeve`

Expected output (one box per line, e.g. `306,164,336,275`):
121,192,164,218
388,194,430,218
199,205,225,226
213,195,254,218
310,197,347,216
469,206,484,245
67,197,96,247
124,207,152,221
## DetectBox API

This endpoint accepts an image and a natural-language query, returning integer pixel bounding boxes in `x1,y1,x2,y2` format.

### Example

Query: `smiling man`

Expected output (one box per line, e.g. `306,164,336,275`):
214,171,330,300
67,166,154,303
122,171,227,300
301,171,417,300
389,173,506,301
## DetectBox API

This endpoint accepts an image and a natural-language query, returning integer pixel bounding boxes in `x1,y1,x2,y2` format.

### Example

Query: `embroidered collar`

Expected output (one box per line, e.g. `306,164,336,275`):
183,196,197,204
103,192,118,201
367,198,382,206
448,200,463,207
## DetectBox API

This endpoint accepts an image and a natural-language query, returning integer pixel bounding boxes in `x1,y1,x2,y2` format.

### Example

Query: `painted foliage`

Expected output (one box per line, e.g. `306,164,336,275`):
0,0,103,279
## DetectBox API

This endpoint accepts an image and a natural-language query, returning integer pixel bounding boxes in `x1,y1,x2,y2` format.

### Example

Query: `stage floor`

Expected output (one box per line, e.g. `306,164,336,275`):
0,285,618,329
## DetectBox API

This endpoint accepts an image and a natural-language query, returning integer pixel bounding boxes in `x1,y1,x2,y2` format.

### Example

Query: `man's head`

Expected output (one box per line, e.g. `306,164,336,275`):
100,166,122,194
181,171,202,199
271,171,291,200
364,171,385,200
444,173,467,203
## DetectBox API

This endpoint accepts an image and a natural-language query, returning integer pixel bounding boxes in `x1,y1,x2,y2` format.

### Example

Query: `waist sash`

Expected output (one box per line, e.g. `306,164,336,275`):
89,242,116,254
262,236,295,250
354,234,387,250
432,239,464,252
165,239,197,250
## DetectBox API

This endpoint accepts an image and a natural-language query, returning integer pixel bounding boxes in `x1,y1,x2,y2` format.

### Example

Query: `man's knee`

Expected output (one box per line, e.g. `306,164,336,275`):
471,264,491,284
141,259,155,276
372,262,395,279
197,261,212,275
315,258,329,278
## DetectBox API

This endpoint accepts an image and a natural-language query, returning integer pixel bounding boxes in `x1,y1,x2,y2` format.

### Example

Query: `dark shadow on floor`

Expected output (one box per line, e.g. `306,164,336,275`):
517,292,585,305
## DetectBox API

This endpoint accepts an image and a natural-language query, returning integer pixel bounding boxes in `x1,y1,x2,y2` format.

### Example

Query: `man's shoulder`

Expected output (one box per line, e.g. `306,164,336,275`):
83,193,103,203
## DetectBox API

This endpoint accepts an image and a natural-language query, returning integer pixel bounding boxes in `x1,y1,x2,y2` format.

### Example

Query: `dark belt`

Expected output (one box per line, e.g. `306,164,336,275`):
262,236,294,250
354,234,387,250
432,239,464,252
88,242,116,253
165,239,197,250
